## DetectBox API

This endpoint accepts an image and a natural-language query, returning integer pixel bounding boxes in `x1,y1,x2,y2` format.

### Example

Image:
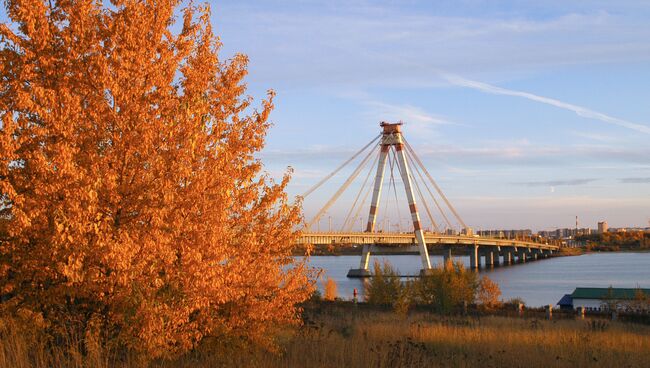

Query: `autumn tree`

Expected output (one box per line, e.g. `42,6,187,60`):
476,276,502,310
0,0,314,358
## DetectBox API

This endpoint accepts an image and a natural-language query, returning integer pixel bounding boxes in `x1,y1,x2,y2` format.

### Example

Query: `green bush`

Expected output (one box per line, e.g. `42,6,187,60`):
414,260,478,313
366,261,403,305
366,259,482,314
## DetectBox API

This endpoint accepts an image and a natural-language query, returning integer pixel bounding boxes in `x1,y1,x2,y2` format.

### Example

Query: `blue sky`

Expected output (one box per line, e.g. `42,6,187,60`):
209,0,650,231
3,1,649,231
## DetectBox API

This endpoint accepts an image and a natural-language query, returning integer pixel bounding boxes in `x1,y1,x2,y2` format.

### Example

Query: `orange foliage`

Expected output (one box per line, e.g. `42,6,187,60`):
477,276,502,309
0,0,314,358
323,277,337,301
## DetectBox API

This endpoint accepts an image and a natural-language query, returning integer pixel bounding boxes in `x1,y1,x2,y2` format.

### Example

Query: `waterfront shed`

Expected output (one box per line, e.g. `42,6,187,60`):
570,287,650,312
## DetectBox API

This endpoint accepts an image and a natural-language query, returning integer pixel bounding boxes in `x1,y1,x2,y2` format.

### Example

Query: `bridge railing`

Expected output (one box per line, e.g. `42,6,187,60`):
296,231,559,251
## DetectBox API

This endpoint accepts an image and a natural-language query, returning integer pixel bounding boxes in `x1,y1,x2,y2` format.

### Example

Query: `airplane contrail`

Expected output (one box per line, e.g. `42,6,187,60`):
442,74,650,135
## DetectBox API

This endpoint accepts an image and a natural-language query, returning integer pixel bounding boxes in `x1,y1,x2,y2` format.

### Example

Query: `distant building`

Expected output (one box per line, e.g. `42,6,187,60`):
598,221,608,234
566,287,650,312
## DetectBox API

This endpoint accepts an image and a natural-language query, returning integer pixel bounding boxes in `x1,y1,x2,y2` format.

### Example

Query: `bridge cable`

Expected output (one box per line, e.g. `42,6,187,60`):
346,172,375,232
393,149,419,232
379,148,397,232
388,148,403,230
341,150,380,231
301,134,381,199
405,149,451,231
402,138,467,229
403,138,465,229
407,155,441,233
308,141,378,229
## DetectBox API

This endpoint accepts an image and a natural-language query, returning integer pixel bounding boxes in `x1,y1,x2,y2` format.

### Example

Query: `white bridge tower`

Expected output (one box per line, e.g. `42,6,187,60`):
347,122,432,277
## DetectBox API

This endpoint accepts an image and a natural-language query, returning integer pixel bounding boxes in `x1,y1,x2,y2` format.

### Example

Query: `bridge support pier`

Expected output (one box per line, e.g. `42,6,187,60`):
517,249,527,263
532,249,540,261
504,249,513,265
348,122,435,277
347,267,372,278
347,244,373,277
443,247,453,265
470,244,479,269
484,250,494,267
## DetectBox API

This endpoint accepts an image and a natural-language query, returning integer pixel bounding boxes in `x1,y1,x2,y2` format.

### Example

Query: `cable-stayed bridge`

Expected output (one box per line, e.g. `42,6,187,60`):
296,122,559,277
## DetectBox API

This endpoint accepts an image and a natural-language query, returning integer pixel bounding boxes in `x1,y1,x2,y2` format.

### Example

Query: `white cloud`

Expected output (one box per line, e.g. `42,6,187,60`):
570,131,619,142
263,140,650,166
363,100,457,126
513,179,598,187
353,98,459,139
442,73,650,134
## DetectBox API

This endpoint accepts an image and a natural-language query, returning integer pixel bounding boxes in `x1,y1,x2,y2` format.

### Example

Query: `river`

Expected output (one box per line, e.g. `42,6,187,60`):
305,252,650,307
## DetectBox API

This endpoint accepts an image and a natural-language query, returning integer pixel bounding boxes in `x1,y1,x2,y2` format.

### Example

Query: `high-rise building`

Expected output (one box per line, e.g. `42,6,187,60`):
598,221,608,234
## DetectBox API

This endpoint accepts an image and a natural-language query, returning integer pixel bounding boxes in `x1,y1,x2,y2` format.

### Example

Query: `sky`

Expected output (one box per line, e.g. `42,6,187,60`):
3,1,650,231
209,0,650,232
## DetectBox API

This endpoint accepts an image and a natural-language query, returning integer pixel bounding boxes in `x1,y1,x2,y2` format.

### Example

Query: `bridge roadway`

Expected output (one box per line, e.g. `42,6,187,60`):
297,232,560,275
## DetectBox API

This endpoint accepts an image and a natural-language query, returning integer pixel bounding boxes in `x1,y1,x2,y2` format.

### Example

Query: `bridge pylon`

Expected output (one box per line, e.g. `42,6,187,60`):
347,122,433,277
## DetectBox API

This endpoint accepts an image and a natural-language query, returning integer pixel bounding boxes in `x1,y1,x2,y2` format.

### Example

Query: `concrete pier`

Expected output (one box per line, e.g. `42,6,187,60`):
518,249,527,263
470,244,480,269
443,246,453,264
347,268,372,277
504,249,513,265
484,250,494,267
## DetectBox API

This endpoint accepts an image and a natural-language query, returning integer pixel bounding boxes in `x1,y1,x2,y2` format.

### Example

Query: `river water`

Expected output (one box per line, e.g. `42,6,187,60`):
305,252,650,307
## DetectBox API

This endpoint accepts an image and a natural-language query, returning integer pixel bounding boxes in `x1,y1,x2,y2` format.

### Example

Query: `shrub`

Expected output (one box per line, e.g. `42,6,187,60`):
504,297,525,307
365,260,500,314
414,260,478,313
393,280,416,316
366,261,402,305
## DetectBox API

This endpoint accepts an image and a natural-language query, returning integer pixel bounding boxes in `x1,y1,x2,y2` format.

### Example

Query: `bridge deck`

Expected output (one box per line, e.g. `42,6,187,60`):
297,232,559,251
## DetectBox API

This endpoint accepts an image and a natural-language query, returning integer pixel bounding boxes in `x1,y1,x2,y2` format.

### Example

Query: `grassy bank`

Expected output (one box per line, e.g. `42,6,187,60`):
3,303,650,367
192,305,650,368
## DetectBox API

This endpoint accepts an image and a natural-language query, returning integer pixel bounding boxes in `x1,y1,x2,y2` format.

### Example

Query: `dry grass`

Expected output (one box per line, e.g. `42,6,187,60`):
261,309,650,368
2,307,650,367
